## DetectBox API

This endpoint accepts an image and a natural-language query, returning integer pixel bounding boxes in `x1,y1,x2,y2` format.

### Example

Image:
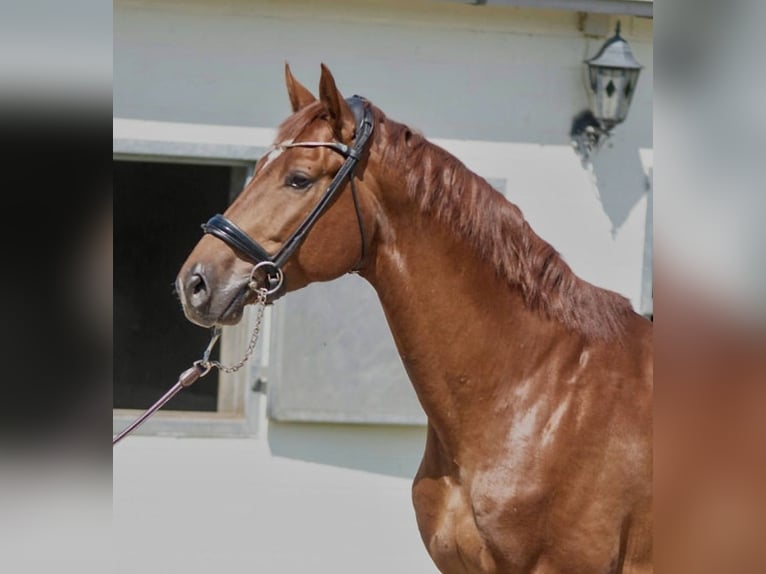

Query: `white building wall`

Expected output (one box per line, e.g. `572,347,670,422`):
114,419,437,574
113,2,652,572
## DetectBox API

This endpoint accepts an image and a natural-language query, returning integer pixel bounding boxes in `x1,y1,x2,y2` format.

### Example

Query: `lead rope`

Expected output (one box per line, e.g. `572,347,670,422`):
112,288,269,447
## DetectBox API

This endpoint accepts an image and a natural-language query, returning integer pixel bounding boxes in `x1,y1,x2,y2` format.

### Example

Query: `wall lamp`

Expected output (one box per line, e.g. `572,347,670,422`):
571,22,643,161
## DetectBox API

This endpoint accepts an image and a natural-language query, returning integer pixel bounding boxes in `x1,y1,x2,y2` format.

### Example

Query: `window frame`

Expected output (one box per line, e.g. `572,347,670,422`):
113,118,273,438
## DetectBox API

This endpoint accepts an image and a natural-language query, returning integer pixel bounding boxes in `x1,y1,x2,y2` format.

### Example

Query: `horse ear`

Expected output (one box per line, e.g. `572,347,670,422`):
285,62,316,112
318,63,354,140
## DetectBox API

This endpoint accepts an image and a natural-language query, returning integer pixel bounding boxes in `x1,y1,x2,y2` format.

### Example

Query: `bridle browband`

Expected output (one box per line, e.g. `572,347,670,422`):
201,95,374,300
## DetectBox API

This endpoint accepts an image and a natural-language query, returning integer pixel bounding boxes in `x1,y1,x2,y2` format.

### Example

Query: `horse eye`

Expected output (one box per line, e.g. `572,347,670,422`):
285,172,313,191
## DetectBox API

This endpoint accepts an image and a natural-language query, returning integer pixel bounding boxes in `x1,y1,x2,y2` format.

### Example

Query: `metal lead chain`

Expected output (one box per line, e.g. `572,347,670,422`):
202,287,269,374
113,287,270,447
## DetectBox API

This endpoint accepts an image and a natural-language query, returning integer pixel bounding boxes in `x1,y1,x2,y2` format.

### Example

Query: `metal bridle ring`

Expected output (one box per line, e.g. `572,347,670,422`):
248,261,284,296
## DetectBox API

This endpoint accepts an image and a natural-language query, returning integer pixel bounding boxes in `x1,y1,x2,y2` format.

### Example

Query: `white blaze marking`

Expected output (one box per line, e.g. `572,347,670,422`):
262,140,293,168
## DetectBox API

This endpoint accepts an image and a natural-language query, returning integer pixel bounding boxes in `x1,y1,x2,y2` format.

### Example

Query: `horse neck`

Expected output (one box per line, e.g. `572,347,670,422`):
361,151,584,453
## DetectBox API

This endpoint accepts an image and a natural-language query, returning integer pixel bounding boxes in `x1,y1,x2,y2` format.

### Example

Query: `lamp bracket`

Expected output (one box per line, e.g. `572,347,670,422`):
570,109,611,164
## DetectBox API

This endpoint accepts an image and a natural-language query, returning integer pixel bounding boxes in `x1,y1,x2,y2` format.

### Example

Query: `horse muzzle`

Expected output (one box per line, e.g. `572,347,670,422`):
177,263,284,328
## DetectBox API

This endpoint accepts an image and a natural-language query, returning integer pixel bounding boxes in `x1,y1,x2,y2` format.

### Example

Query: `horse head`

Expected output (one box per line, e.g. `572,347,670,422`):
176,64,378,327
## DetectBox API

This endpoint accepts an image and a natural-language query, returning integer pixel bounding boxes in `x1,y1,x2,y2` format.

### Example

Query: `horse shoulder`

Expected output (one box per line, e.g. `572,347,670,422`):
463,332,652,571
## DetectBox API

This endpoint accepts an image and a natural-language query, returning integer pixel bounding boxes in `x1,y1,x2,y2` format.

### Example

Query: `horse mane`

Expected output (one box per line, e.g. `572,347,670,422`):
276,101,634,340
373,107,634,341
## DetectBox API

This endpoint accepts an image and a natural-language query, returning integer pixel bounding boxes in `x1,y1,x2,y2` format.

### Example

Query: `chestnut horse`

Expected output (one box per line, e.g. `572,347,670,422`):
177,64,652,574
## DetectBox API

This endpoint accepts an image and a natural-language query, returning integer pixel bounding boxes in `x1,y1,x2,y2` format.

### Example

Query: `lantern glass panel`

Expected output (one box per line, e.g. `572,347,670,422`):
587,66,641,128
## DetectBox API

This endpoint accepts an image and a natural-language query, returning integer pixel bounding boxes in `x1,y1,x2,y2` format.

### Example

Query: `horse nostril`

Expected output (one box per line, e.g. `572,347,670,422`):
191,274,206,295
186,271,210,308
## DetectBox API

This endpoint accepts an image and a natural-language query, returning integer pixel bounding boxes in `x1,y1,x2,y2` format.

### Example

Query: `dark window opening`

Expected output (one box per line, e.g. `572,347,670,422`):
114,160,233,411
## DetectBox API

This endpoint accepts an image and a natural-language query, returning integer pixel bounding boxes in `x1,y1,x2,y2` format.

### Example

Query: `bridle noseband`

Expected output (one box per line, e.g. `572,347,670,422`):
201,95,374,300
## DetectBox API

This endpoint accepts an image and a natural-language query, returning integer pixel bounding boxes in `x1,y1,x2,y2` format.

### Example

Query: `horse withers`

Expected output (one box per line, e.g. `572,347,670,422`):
176,64,652,574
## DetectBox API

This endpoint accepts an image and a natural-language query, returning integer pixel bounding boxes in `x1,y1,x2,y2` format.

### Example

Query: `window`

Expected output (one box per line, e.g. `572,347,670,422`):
113,118,270,437
115,160,227,413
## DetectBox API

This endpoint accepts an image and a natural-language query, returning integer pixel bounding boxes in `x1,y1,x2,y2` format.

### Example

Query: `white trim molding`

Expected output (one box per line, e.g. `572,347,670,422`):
113,118,275,164
442,0,653,18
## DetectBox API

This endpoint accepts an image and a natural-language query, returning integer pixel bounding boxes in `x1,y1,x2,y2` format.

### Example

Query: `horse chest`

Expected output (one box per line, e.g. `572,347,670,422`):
413,475,499,574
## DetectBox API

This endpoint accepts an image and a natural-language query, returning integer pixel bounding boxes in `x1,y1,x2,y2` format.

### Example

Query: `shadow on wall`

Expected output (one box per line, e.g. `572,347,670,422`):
267,420,426,480
589,139,651,236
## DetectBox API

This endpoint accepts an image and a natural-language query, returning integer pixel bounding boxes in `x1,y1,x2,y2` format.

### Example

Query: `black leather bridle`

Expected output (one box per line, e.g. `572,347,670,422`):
201,95,374,301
